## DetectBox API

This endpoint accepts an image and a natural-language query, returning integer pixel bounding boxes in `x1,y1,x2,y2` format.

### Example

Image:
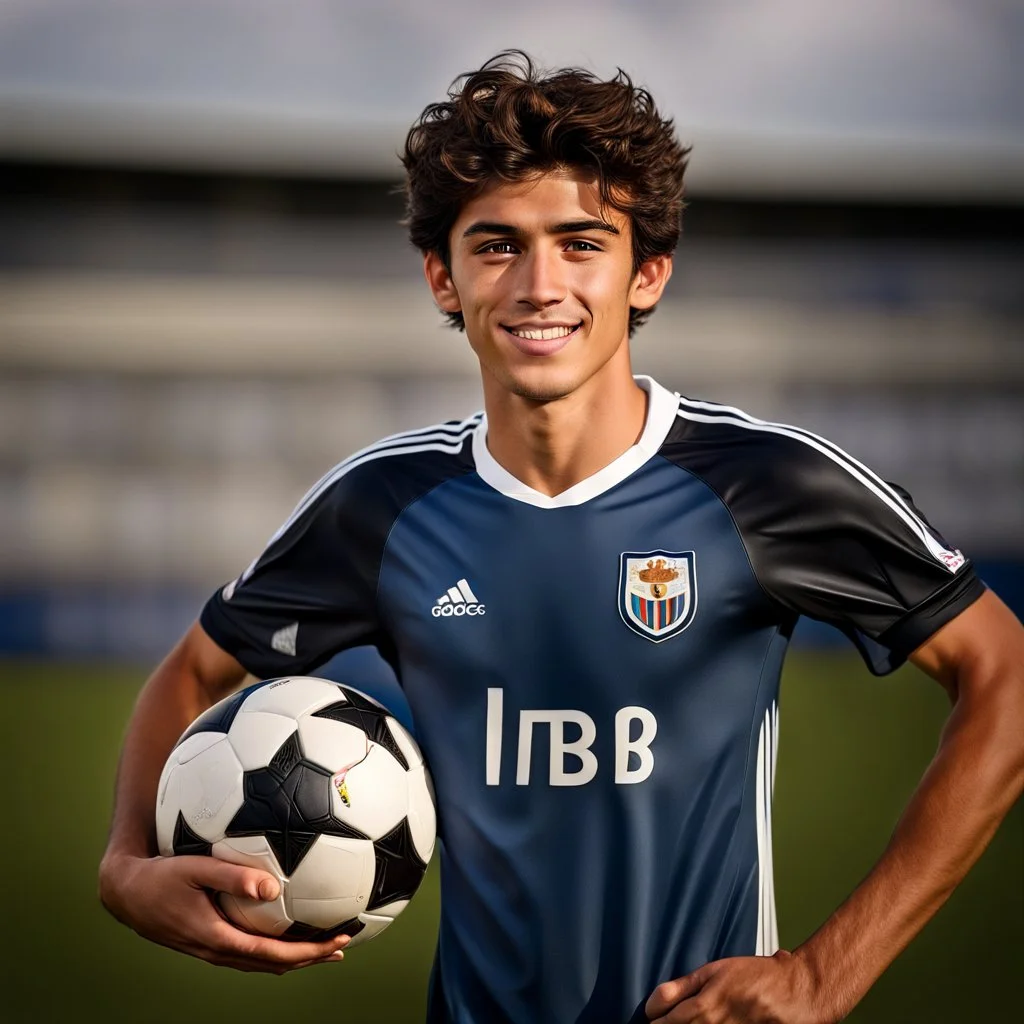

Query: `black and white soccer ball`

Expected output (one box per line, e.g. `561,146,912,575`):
155,676,436,946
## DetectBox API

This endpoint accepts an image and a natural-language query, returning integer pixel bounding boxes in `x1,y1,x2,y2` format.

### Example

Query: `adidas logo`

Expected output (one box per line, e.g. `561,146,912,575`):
432,579,486,618
271,621,298,656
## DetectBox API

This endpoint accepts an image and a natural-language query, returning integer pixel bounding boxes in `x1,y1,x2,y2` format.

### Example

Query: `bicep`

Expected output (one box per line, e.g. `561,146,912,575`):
173,619,250,704
909,590,1024,701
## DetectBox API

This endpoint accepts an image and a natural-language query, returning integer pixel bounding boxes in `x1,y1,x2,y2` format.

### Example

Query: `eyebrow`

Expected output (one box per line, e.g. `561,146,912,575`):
462,218,620,239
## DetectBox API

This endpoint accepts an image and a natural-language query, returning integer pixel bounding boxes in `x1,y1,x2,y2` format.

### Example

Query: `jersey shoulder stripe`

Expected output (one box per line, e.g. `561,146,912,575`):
673,396,963,573
289,413,482,521
240,414,481,584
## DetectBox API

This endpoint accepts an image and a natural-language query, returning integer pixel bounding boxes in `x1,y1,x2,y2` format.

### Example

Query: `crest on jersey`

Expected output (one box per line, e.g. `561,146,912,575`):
618,551,697,643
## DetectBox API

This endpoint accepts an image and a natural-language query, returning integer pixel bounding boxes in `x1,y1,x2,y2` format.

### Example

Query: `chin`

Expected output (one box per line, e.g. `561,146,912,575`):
501,366,585,404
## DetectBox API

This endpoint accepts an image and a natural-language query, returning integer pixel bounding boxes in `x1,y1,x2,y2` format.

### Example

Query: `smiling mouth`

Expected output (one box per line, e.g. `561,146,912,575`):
503,322,582,341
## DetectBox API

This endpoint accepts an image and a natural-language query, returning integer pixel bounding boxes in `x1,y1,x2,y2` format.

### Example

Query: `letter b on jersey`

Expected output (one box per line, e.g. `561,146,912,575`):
517,710,598,786
486,689,657,786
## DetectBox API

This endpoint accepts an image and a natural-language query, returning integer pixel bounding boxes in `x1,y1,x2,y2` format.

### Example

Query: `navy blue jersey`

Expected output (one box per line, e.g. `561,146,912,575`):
201,377,983,1024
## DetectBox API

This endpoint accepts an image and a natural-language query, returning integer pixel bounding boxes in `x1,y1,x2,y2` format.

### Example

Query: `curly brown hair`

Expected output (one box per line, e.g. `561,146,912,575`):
401,50,690,335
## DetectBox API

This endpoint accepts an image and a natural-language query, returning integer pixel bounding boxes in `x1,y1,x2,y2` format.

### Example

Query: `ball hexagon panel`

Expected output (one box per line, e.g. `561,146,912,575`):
228,710,299,771
171,729,227,766
285,834,376,902
162,736,245,846
327,743,410,841
294,714,373,780
405,765,437,865
219,892,292,937
156,731,226,848
310,689,410,770
368,898,410,920
240,676,346,720
287,835,377,929
155,770,183,856
213,834,286,880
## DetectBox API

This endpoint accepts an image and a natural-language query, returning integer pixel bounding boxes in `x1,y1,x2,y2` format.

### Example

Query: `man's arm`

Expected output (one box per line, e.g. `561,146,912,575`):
98,622,349,972
646,590,1024,1023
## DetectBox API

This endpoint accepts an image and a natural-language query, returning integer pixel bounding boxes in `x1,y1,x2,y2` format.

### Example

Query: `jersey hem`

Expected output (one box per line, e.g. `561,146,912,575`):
877,570,986,659
199,599,263,676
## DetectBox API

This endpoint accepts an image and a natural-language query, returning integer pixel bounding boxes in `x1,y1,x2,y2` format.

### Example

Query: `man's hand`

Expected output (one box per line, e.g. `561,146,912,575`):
645,951,832,1024
99,852,349,973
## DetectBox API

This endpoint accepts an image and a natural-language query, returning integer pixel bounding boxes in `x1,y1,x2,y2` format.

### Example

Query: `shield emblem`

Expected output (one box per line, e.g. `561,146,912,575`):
618,550,697,643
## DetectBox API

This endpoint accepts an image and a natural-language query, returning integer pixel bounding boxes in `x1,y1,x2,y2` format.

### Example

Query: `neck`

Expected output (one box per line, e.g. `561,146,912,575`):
480,355,648,498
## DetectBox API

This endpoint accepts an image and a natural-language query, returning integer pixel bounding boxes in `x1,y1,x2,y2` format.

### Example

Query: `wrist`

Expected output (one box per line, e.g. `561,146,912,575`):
787,946,847,1024
98,848,148,921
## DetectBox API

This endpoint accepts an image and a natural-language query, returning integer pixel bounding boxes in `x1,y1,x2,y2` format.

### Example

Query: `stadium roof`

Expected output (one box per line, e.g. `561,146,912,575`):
0,0,1021,201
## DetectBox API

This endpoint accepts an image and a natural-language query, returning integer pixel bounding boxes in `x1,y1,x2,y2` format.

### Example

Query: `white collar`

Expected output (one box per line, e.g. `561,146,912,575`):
471,376,679,508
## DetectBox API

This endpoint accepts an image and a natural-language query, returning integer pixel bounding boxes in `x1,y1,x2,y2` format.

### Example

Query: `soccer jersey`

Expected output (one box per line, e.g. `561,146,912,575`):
201,376,984,1024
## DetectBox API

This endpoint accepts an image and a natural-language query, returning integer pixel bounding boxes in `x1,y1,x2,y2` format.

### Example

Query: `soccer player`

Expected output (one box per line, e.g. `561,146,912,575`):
100,53,1024,1023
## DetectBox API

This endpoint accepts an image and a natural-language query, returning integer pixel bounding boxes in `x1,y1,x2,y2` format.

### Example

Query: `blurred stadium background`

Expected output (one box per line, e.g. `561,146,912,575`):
1,2,1020,1021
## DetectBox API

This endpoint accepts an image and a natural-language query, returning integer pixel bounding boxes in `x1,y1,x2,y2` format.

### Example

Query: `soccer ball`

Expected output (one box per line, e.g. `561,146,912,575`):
155,676,436,946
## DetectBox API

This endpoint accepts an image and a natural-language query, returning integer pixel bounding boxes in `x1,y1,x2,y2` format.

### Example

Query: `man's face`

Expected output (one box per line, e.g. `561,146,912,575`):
424,168,671,403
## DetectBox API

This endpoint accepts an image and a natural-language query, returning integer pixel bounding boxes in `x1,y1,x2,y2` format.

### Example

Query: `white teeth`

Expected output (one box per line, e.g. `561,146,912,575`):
509,325,576,340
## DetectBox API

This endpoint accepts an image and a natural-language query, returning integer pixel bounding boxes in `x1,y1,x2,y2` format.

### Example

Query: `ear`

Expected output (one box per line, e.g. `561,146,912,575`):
628,253,673,311
423,251,462,314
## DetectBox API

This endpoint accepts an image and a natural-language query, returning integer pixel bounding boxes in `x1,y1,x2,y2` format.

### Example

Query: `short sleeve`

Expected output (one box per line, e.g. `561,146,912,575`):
201,474,385,678
740,440,985,674
200,427,477,679
663,417,986,675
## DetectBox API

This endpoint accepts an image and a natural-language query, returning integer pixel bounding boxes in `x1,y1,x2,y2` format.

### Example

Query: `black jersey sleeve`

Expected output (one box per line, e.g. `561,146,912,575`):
663,415,986,674
200,470,386,678
201,432,477,678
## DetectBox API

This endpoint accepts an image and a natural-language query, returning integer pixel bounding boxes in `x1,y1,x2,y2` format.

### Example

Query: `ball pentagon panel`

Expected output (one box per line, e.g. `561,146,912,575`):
367,816,428,911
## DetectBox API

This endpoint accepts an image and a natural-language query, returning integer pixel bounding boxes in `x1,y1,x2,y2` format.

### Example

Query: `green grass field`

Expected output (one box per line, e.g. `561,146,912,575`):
2,654,1020,1023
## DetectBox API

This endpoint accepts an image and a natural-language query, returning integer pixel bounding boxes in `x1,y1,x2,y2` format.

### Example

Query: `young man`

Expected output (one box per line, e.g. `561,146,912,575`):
100,53,1024,1023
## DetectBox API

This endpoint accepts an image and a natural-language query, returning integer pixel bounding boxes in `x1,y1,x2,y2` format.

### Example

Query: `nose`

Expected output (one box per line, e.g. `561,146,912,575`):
514,246,567,309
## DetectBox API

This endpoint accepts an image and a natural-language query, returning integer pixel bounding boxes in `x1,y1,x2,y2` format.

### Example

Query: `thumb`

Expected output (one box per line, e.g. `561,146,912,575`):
645,962,715,1018
183,856,281,902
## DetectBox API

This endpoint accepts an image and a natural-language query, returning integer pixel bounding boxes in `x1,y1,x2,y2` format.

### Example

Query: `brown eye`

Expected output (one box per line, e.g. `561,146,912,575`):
479,241,518,255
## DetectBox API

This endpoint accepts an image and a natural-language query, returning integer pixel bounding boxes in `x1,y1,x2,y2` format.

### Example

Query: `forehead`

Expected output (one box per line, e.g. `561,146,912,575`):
453,168,630,235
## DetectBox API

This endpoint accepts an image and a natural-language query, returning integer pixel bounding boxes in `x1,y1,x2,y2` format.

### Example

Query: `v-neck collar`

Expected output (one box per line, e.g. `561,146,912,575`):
471,376,679,508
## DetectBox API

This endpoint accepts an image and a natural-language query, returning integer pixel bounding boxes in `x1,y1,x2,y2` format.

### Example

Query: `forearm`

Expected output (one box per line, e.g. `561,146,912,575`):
102,623,247,867
795,667,1024,1021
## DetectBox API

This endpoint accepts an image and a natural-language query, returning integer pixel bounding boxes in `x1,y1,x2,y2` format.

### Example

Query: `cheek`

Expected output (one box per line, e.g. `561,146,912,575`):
451,270,499,319
577,264,634,318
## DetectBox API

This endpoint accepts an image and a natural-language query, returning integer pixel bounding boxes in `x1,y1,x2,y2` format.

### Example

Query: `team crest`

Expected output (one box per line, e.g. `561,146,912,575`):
618,551,697,643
